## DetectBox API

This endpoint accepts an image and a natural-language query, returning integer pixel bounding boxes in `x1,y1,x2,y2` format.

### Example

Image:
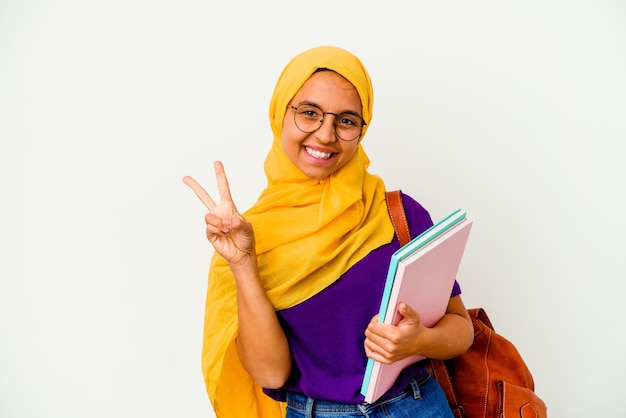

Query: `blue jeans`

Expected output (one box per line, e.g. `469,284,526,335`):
285,371,453,417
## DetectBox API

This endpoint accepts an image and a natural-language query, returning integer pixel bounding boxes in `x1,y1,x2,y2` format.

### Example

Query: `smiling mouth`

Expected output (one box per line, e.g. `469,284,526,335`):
305,146,333,159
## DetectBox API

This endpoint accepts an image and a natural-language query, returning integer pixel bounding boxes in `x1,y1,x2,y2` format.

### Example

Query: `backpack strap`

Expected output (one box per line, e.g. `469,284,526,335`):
428,360,463,418
385,190,411,246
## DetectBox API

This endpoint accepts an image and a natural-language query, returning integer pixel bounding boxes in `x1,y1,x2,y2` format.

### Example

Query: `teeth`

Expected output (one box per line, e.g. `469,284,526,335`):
305,147,332,159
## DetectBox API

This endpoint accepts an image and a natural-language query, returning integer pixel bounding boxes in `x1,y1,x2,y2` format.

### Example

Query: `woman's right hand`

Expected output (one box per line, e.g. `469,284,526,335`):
183,161,255,266
185,162,292,388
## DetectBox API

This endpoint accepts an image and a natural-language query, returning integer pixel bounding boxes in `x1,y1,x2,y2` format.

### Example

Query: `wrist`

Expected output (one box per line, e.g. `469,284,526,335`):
229,253,258,275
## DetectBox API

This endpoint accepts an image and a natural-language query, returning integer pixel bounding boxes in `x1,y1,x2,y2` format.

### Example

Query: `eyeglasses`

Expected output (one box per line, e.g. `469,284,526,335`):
287,104,366,142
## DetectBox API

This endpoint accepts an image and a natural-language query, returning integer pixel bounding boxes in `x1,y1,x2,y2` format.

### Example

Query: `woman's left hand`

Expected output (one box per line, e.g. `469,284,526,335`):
364,295,473,364
364,302,428,364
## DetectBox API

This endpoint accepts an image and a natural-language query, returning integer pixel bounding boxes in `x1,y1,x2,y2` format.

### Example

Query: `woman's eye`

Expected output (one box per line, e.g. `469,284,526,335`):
338,116,358,127
299,106,321,119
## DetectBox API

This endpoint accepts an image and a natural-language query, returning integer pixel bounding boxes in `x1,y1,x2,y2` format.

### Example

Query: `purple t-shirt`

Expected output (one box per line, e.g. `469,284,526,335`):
264,193,462,403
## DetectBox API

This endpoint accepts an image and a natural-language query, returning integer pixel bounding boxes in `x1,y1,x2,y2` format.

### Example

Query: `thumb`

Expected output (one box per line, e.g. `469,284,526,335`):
398,302,421,324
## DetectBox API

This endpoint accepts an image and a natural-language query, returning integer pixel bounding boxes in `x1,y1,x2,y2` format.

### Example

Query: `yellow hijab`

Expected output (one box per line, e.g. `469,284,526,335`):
201,46,394,418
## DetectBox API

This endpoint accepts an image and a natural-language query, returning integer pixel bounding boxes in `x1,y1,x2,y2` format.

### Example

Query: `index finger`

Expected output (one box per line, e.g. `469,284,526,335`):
182,175,216,211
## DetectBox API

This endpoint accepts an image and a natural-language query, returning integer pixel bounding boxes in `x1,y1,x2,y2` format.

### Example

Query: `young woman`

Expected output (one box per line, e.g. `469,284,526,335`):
184,46,474,418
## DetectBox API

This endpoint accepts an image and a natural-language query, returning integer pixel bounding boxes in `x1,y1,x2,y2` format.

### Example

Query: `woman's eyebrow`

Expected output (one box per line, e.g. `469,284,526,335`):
294,100,362,117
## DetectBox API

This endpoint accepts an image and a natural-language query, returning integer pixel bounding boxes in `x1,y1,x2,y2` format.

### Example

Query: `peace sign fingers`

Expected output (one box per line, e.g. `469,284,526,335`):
184,161,255,263
182,161,236,214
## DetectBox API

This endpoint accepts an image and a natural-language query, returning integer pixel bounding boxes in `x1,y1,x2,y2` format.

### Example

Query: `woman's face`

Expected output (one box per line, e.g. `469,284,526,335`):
282,71,363,180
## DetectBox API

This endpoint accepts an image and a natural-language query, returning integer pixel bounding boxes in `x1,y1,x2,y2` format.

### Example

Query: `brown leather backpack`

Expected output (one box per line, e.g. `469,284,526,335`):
386,191,547,418
428,308,547,418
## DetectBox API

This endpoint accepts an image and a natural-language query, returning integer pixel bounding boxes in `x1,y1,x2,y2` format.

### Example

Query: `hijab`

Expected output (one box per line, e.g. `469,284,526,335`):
202,46,394,417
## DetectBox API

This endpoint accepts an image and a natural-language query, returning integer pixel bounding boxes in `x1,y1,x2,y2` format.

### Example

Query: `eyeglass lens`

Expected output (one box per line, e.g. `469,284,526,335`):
291,104,363,141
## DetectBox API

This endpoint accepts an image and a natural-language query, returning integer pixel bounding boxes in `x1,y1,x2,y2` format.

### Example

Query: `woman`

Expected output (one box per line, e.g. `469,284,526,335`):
183,46,474,418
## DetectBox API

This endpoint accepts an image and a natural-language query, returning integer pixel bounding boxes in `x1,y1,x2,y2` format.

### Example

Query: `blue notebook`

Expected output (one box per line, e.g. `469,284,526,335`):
361,209,473,403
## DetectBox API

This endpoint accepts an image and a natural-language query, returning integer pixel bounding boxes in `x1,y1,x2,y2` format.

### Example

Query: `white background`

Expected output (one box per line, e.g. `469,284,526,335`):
1,1,625,417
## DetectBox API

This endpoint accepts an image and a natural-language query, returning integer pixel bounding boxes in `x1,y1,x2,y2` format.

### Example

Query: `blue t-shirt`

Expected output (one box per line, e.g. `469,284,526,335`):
265,193,462,403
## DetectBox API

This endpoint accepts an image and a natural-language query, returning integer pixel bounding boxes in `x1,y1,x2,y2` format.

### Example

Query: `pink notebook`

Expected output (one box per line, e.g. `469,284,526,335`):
360,210,473,403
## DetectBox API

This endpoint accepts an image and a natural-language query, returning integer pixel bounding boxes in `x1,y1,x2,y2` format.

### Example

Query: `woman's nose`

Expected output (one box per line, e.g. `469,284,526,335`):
315,115,337,143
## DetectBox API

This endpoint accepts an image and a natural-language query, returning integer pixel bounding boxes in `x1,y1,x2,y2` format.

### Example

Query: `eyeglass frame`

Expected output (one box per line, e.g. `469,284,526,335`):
286,104,367,142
